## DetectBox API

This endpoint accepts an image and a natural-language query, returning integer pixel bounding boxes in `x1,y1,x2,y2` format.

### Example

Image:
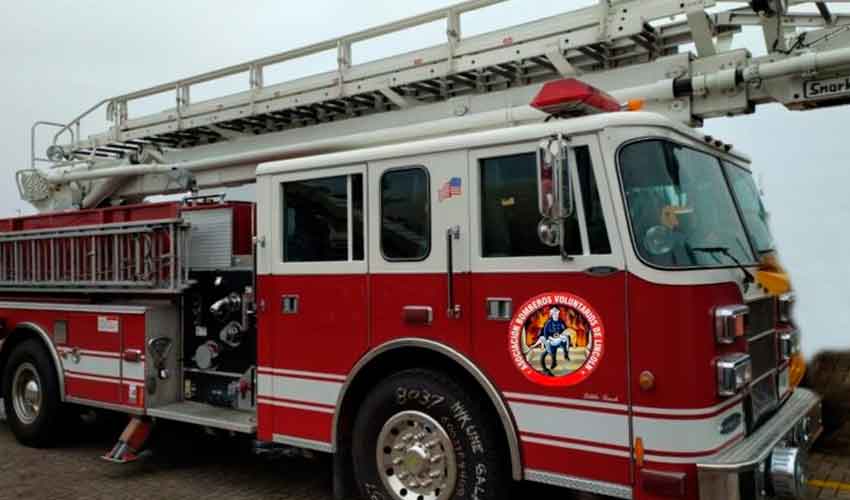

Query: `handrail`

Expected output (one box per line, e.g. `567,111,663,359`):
50,98,111,146
47,0,506,149
32,121,74,168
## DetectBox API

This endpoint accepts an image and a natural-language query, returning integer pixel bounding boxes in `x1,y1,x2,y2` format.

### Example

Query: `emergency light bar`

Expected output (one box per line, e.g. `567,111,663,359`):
530,79,622,117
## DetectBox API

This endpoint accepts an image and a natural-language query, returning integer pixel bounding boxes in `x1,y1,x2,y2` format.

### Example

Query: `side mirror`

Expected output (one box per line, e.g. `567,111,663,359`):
537,135,575,248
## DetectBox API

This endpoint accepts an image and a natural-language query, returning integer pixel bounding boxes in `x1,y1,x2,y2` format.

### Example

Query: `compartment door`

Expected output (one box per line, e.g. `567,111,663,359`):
257,165,368,448
62,311,127,406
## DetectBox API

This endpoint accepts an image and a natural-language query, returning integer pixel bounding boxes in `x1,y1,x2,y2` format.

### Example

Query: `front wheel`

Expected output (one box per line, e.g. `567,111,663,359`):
2,339,63,447
352,369,509,500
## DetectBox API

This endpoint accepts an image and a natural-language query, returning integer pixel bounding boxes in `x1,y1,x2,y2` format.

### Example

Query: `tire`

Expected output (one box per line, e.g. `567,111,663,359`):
352,369,509,500
1,339,63,447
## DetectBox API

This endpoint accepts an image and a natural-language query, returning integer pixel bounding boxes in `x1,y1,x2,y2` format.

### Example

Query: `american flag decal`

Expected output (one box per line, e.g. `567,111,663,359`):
439,177,463,202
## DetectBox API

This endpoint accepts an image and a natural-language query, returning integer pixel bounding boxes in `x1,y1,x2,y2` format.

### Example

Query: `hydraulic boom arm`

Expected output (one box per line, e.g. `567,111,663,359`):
19,0,850,211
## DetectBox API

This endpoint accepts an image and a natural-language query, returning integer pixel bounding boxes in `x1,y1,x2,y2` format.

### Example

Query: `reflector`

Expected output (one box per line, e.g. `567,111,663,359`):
530,79,622,116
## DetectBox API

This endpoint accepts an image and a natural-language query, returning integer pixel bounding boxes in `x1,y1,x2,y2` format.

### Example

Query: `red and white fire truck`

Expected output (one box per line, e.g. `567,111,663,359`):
3,1,850,499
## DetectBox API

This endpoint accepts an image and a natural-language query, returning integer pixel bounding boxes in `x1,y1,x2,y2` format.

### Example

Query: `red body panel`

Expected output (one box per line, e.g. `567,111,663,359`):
257,275,368,375
0,202,180,232
627,275,746,500
370,273,471,353
0,305,148,410
627,275,742,410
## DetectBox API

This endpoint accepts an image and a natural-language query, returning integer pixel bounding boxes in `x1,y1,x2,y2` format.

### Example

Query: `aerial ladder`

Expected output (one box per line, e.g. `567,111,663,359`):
17,0,850,214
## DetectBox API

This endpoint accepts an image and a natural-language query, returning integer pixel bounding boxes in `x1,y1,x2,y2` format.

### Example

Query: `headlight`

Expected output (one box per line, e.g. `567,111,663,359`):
779,330,801,361
717,353,753,397
778,292,796,324
714,304,749,344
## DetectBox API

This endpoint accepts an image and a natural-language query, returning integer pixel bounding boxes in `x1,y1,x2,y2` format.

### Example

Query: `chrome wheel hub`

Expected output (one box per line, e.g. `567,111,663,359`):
12,363,42,425
376,411,457,500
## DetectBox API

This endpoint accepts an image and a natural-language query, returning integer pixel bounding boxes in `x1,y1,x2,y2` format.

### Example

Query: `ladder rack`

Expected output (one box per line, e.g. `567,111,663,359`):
39,0,752,162
26,1,850,207
0,219,192,294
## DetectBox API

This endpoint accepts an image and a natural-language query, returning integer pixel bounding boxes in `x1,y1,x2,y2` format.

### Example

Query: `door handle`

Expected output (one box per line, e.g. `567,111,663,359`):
584,266,619,277
403,306,433,325
123,349,143,362
446,226,462,319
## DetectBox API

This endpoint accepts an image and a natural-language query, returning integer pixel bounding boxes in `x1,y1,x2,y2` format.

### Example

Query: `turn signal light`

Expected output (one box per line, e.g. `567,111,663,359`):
530,78,622,117
714,305,749,344
717,353,753,397
789,353,807,389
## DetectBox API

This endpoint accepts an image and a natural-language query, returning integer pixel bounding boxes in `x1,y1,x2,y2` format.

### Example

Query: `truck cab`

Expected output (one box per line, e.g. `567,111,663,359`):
252,109,819,500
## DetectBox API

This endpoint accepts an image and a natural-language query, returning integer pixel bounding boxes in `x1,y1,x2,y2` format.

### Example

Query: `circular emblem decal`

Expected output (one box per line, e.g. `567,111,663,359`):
509,292,605,387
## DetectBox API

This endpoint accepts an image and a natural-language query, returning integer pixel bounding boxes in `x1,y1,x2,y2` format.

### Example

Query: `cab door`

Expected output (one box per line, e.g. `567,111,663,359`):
468,136,632,487
257,165,369,447
368,150,471,353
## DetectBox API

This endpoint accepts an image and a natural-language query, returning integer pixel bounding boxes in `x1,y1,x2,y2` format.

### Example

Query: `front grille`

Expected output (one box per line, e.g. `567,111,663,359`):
749,374,779,425
746,296,776,338
745,296,780,430
749,331,778,380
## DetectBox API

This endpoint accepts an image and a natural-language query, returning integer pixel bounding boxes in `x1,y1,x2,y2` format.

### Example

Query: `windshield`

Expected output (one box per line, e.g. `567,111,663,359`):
724,162,775,254
619,140,757,269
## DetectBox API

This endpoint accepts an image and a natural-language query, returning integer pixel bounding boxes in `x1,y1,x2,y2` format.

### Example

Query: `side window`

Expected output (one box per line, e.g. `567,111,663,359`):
575,146,612,254
480,152,582,257
282,174,364,262
381,168,431,261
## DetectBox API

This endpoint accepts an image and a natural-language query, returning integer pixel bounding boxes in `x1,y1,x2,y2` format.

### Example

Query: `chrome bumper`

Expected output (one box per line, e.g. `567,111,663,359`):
697,388,822,500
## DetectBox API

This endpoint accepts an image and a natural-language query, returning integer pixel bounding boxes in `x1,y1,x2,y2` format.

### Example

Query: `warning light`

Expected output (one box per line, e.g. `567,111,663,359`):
635,437,645,468
626,99,646,111
530,78,622,117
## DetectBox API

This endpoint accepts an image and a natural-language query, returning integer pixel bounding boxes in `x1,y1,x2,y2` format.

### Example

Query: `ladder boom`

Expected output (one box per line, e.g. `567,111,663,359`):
23,0,850,211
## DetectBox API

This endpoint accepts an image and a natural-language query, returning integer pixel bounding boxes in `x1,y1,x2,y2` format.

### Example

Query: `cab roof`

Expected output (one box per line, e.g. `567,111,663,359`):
256,111,750,177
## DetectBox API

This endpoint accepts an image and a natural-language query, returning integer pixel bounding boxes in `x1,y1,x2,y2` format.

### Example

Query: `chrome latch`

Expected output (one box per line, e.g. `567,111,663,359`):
486,298,513,321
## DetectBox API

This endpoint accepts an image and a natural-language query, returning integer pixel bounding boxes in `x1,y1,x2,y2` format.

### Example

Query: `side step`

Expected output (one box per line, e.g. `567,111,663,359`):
148,401,257,434
103,417,153,464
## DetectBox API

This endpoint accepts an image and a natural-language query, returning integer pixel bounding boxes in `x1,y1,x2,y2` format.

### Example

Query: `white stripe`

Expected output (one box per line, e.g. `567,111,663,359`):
504,391,628,411
257,373,342,407
632,395,744,416
122,361,145,382
525,469,632,499
65,372,120,385
65,355,120,379
257,366,346,381
521,436,631,459
509,401,630,448
258,398,335,414
633,402,744,455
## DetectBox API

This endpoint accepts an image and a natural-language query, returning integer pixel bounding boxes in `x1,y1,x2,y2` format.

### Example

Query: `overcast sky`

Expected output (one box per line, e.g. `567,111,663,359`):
0,1,848,357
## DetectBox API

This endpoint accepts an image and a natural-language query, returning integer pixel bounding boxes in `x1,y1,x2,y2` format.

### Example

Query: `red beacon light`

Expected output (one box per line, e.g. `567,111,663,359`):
530,78,623,117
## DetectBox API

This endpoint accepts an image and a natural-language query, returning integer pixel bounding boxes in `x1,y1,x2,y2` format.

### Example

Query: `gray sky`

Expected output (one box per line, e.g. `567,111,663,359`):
1,1,848,357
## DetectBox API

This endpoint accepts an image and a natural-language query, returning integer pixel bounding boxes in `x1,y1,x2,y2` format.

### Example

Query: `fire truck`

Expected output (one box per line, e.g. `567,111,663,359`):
3,0,849,498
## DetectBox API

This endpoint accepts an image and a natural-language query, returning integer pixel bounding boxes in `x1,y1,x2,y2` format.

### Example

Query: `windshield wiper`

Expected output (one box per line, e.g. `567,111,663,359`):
691,246,756,288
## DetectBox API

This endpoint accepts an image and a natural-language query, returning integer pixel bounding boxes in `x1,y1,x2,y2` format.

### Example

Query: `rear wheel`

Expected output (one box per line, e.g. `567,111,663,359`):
352,369,509,500
2,339,63,447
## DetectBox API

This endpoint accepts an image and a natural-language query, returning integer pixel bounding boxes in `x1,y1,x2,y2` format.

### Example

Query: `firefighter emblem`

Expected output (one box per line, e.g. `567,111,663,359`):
509,292,605,387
